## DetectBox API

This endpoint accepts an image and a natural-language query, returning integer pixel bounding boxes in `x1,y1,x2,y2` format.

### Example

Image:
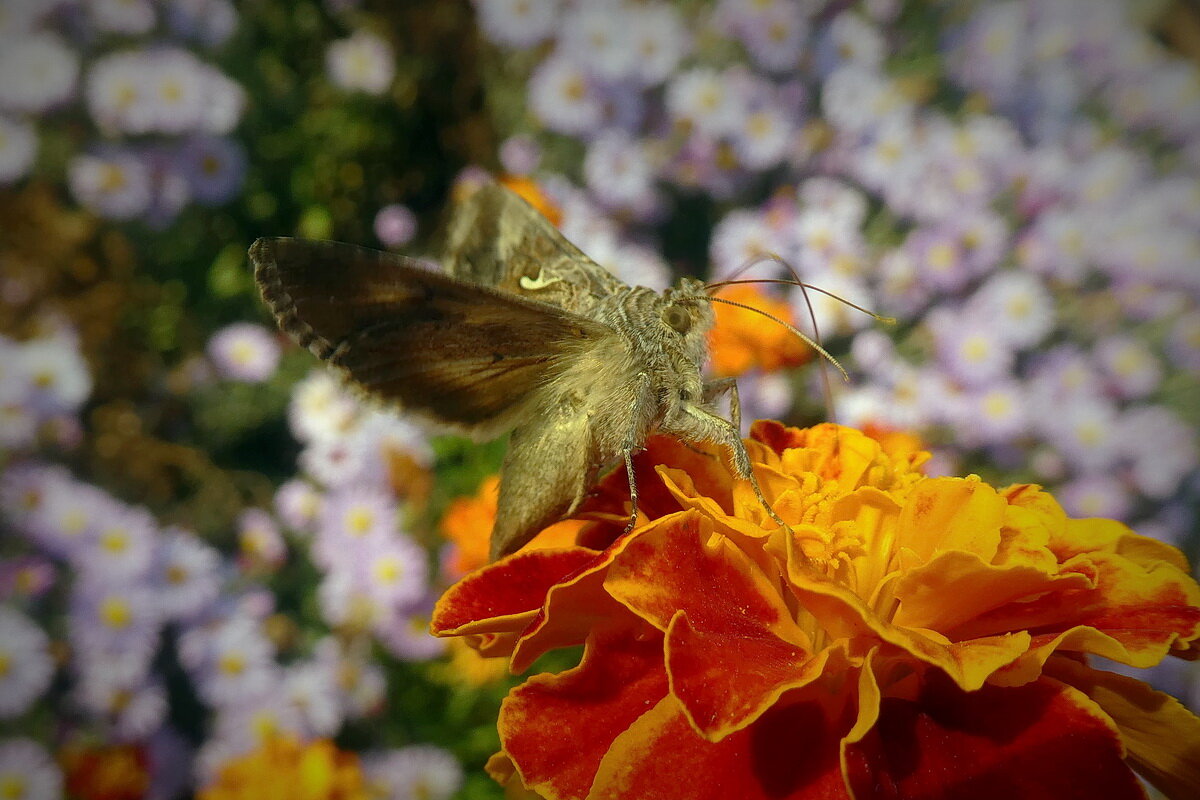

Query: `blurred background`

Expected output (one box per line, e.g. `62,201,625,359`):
1,0,1198,797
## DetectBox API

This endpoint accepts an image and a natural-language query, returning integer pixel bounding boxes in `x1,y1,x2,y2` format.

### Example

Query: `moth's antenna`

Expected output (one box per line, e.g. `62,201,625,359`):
699,294,849,383
706,278,896,325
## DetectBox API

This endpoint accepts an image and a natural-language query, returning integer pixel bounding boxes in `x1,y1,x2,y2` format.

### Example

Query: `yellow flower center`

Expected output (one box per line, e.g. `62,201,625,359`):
927,242,955,271
0,775,26,800
219,653,246,675
983,393,1013,418
101,530,129,553
100,597,132,630
166,564,189,584
563,75,586,102
0,652,10,678
346,509,375,536
160,79,183,103
962,336,991,363
99,165,128,193
372,556,402,585
63,510,88,536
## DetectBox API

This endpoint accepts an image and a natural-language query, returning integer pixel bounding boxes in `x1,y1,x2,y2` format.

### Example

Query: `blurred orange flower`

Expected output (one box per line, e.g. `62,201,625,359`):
708,284,812,378
439,475,583,578
60,743,148,800
433,422,1200,800
198,737,366,800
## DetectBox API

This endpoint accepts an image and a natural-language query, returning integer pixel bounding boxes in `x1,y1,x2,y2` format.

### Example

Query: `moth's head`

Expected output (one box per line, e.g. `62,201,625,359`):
659,278,716,355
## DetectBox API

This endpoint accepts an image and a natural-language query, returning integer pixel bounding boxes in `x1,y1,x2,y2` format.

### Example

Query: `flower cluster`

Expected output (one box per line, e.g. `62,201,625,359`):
471,0,1200,561
435,423,1200,799
0,328,461,796
0,0,247,223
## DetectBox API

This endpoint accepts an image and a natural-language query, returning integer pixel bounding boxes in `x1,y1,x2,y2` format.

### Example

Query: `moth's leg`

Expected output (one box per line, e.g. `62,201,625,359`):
686,401,792,534
621,373,653,535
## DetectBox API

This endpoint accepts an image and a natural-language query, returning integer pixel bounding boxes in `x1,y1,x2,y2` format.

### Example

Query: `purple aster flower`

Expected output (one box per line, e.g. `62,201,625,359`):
1166,309,1200,373
206,323,280,382
237,508,286,571
627,2,688,87
1037,396,1122,474
954,381,1030,448
198,68,245,135
312,636,385,718
0,117,36,185
86,0,156,34
288,370,359,444
313,485,399,570
177,612,279,708
814,10,886,77
0,32,79,115
1057,474,1134,522
274,478,324,534
528,55,603,136
362,745,464,800
24,473,112,560
498,134,541,176
378,607,447,662
708,208,786,280
719,0,810,74
317,568,391,631
77,501,157,581
928,307,1016,388
665,67,746,139
821,64,909,136
903,226,973,294
373,203,417,248
0,608,54,719
560,2,639,81
283,659,344,737
583,130,654,210
1026,344,1106,403
165,0,239,47
178,135,247,206
1118,405,1197,500
74,671,168,741
85,50,157,135
299,435,378,490
1093,335,1162,400
18,335,91,415
68,148,154,221
0,556,55,601
152,528,222,622
0,739,62,800
69,578,162,687
473,0,558,48
964,271,1055,350
326,30,395,95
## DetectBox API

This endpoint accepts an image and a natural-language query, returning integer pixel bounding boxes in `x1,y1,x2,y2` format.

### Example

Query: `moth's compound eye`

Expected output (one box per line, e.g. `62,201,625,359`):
663,305,692,334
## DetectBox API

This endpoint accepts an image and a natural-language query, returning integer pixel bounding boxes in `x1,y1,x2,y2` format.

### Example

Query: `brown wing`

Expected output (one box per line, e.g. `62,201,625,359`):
442,182,626,312
251,237,614,438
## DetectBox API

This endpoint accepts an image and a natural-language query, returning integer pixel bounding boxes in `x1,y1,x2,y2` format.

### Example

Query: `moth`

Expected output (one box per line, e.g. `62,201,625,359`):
252,182,831,561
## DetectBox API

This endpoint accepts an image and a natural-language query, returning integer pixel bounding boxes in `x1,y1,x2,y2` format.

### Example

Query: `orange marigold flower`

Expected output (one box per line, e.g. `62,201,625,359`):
439,475,584,578
707,285,811,378
60,743,149,800
433,422,1200,800
198,736,367,800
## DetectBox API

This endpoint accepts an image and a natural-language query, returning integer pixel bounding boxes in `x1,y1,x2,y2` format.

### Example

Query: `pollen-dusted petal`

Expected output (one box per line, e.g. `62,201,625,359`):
664,611,834,741
893,477,1006,563
1043,656,1200,800
432,547,598,639
891,550,1092,633
842,674,1146,800
589,693,854,800
499,629,668,800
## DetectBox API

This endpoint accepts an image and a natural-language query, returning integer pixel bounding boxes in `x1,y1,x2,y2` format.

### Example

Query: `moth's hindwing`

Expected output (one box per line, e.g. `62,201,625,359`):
250,237,614,437
442,182,626,312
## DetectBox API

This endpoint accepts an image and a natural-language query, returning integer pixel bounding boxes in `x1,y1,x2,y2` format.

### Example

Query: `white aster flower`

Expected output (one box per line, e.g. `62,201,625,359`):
153,528,222,621
732,106,792,170
0,32,79,114
67,150,154,221
561,2,638,80
583,130,654,210
966,271,1055,350
87,0,157,34
473,0,558,48
528,55,603,136
206,323,280,382
628,2,688,86
0,608,54,718
86,50,156,135
0,117,37,185
326,30,395,95
665,68,745,139
1093,335,1162,400
0,739,62,800
288,370,359,443
363,745,464,800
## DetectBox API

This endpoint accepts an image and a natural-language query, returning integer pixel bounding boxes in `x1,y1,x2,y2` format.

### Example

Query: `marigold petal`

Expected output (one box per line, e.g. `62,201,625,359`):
842,674,1145,800
1044,656,1200,800
665,611,836,741
499,629,668,800
432,548,598,639
895,477,1006,563
604,511,808,647
891,550,1091,633
589,694,853,800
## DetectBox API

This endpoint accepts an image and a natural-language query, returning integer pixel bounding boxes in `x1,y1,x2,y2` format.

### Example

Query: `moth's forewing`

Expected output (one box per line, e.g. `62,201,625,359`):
443,183,625,311
251,237,612,438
